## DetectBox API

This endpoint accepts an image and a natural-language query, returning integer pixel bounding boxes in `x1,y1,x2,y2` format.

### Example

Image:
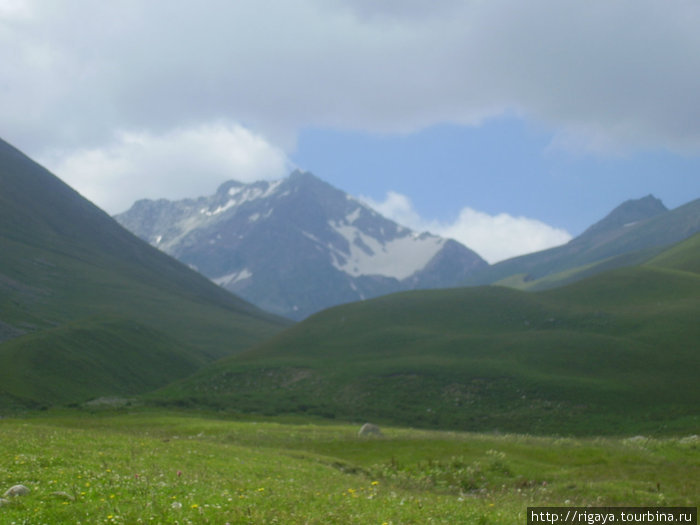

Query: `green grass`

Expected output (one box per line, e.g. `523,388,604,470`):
646,232,700,274
150,236,700,435
0,411,697,524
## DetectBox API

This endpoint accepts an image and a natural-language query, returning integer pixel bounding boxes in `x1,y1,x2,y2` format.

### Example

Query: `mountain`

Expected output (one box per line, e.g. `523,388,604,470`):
465,194,700,288
115,170,487,319
0,138,288,409
151,234,700,435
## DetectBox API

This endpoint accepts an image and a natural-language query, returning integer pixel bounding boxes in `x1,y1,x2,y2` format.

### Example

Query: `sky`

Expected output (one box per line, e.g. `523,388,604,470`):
1,0,699,263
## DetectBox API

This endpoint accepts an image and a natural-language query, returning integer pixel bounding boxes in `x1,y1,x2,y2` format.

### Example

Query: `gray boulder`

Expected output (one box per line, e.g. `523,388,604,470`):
358,422,382,437
3,484,30,497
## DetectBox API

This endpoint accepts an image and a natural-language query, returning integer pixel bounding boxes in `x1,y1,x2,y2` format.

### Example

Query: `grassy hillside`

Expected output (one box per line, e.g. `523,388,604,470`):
646,231,700,274
0,412,696,523
0,138,289,409
466,196,700,287
152,235,700,435
494,244,669,291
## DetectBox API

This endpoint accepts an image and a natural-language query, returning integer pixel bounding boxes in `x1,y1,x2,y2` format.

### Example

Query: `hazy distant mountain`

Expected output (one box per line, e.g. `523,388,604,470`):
465,194,700,287
116,170,487,319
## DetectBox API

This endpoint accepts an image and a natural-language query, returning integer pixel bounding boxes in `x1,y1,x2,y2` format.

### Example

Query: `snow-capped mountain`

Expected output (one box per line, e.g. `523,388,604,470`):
115,170,487,319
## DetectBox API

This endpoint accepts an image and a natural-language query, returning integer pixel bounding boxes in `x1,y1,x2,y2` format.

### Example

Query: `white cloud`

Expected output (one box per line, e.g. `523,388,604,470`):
362,192,572,264
0,0,31,17
361,191,424,230
39,122,291,214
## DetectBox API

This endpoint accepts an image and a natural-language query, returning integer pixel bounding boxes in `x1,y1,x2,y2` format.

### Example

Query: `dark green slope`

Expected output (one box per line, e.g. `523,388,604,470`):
0,138,289,408
153,234,700,435
466,195,700,288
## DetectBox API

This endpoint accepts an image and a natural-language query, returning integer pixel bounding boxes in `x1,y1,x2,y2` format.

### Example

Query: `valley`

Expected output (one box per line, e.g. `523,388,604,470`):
1,137,698,523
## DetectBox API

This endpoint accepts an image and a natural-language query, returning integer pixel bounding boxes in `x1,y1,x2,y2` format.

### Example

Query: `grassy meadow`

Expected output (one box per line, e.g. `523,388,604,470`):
0,410,697,524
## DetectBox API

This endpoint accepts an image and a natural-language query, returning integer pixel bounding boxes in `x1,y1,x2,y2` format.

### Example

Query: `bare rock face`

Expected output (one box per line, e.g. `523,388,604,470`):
358,422,382,437
3,484,30,497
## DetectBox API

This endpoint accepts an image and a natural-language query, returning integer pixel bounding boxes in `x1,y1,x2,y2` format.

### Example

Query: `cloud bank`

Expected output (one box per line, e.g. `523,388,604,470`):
0,0,696,252
40,123,290,213
2,0,700,155
363,192,572,263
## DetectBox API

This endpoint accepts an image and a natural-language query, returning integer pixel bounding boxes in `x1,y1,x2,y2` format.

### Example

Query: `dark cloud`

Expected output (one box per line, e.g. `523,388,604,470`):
1,0,699,181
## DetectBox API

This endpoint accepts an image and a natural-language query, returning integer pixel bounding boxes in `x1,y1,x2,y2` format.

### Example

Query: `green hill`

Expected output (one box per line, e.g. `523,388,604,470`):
0,138,289,409
466,195,700,288
152,234,700,435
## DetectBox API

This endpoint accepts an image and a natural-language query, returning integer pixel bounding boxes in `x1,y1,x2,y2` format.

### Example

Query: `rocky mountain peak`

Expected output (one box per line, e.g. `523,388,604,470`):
582,194,667,238
115,171,487,319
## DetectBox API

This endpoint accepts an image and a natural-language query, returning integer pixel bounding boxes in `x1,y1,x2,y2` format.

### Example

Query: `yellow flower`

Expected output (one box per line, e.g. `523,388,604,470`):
371,481,379,486
191,503,199,509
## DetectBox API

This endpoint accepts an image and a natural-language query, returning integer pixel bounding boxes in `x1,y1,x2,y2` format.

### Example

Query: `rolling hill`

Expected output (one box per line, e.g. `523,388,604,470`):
152,234,700,435
0,138,289,409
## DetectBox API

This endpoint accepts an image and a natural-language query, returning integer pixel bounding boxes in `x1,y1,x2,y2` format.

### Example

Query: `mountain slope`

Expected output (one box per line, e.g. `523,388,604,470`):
0,138,288,409
116,171,487,319
152,234,700,435
466,194,700,287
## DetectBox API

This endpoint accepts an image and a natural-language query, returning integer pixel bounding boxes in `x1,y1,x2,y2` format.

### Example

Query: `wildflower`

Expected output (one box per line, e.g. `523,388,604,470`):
371,481,379,486
171,501,182,510
177,470,182,477
191,503,199,509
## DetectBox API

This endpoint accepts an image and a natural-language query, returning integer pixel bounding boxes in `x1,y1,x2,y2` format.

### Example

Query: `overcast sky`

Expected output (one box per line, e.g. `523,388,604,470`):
1,0,699,262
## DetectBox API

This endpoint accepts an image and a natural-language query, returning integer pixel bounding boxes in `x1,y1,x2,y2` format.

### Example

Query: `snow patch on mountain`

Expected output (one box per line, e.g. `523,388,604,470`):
328,221,445,279
204,180,283,216
214,268,253,287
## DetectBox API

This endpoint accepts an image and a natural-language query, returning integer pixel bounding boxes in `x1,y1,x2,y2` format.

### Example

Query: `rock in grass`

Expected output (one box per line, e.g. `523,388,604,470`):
51,491,75,501
3,484,30,497
358,422,382,437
